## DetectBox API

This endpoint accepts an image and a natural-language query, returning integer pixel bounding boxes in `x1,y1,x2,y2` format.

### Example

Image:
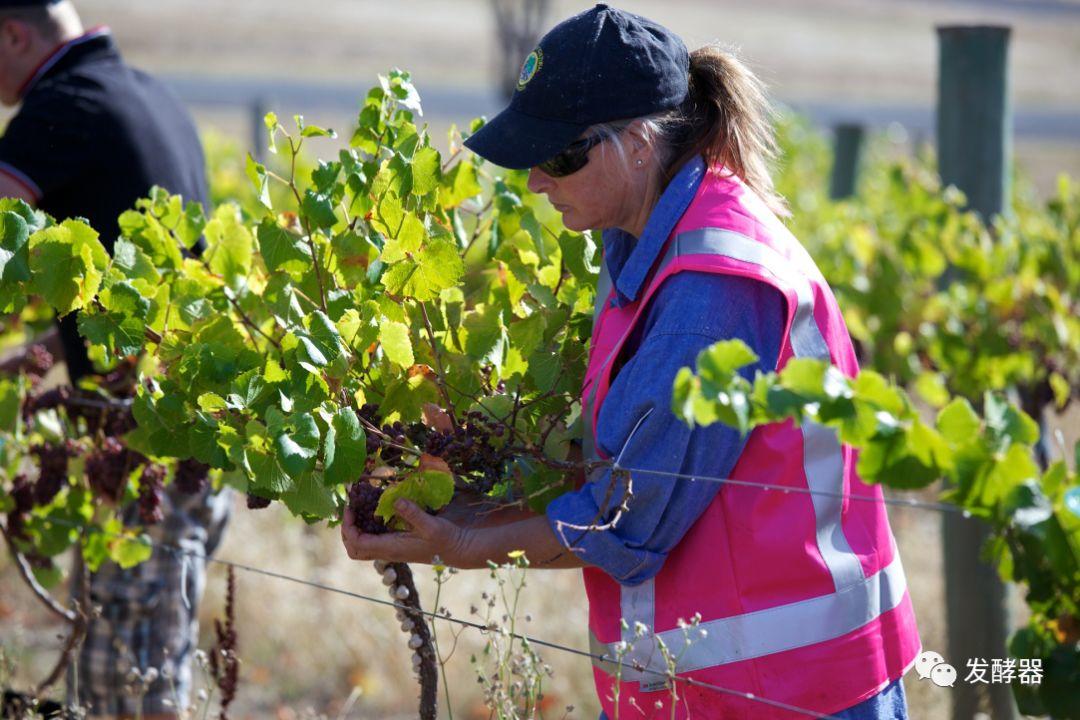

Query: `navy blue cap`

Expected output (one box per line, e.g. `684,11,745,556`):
464,3,689,170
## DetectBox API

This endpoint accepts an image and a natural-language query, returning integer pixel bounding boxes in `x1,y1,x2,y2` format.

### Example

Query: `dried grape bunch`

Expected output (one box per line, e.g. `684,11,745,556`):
21,385,69,419
422,410,510,493
6,474,35,540
245,493,272,510
173,458,211,495
22,344,53,381
138,464,167,525
85,437,132,503
30,441,75,507
348,480,388,535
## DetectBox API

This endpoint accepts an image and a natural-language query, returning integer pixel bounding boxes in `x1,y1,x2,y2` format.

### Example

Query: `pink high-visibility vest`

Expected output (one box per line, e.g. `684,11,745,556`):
579,168,921,718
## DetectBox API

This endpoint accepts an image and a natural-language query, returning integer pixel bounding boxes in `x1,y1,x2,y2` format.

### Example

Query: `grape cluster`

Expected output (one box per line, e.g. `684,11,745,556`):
21,386,69,419
30,441,75,507
86,437,133,503
348,480,389,535
138,464,167,525
422,410,509,494
174,458,211,495
101,405,137,437
22,344,53,381
245,493,272,510
6,474,35,540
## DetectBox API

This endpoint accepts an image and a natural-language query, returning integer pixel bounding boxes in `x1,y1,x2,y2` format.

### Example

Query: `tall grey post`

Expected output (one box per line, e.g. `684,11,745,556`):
937,25,1018,720
829,123,865,200
252,96,270,164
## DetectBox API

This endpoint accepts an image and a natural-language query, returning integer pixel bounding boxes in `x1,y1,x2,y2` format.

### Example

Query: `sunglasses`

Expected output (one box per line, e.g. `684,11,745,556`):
536,133,608,177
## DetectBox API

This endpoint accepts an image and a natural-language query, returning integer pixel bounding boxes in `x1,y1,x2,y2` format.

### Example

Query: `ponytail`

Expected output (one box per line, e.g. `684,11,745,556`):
644,44,789,217
590,45,788,217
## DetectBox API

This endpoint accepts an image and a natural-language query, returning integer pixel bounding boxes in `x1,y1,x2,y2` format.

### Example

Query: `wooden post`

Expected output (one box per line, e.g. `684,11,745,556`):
937,26,1012,219
251,96,270,163
829,123,865,200
937,25,1019,720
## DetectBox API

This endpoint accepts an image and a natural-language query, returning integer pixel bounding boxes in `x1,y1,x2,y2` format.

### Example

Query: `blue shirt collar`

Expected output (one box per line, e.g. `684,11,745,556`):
601,155,706,306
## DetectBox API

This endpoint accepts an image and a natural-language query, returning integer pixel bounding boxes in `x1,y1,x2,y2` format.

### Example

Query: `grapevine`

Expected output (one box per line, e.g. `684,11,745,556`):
0,73,1076,715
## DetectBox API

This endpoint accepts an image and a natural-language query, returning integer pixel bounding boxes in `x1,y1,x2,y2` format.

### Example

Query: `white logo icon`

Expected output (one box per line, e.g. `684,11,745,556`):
931,663,958,688
915,650,945,680
915,649,957,688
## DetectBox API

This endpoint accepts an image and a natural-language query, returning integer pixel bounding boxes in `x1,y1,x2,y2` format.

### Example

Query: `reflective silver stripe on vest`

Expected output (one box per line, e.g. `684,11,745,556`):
592,549,909,680
672,228,864,592
582,259,617,482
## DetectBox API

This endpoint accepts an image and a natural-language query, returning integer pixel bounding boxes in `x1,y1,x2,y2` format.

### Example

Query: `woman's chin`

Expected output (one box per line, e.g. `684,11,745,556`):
558,211,588,232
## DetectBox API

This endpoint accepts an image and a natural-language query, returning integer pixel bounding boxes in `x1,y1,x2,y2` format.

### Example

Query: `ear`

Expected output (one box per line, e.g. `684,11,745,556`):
624,120,653,166
0,19,32,53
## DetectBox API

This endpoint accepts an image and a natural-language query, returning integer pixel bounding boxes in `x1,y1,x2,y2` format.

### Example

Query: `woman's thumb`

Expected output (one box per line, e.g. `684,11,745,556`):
395,499,431,532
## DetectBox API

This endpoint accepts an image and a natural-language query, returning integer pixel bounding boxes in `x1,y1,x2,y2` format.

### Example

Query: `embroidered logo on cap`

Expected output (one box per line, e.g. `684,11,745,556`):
517,49,543,90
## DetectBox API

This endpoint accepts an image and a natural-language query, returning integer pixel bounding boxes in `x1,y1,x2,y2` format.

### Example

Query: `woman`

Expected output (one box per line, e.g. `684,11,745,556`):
342,5,921,718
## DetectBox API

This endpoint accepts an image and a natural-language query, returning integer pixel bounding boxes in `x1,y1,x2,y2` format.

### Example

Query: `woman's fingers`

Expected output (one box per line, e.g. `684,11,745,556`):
339,499,469,566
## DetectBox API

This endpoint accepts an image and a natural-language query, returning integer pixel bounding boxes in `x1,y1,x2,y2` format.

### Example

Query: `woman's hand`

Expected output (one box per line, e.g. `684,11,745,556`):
341,500,585,570
341,499,472,566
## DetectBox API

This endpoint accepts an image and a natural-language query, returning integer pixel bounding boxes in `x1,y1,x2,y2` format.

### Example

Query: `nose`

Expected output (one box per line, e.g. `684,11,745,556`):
527,166,554,194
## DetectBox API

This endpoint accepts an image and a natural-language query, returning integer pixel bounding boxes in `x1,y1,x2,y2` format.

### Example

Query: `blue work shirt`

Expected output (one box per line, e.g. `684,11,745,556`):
544,156,786,584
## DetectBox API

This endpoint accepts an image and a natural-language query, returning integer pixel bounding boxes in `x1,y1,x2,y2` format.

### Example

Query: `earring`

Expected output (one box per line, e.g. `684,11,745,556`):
635,159,643,166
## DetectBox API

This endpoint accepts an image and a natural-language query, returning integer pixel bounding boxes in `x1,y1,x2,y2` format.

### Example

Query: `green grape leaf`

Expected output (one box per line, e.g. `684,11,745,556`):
281,472,338,518
246,154,272,210
206,207,253,286
324,407,367,487
378,319,414,369
111,237,160,285
246,448,292,494
381,239,463,301
937,398,981,444
375,469,454,529
379,211,426,264
257,218,311,273
913,371,950,409
302,190,338,230
273,412,321,478
29,219,108,314
439,159,482,207
0,210,30,283
77,313,145,357
697,340,759,384
851,371,906,416
108,532,153,569
410,146,441,196
177,201,207,250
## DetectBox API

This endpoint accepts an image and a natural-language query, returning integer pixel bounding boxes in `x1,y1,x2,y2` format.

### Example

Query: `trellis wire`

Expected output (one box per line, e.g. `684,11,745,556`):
26,515,849,719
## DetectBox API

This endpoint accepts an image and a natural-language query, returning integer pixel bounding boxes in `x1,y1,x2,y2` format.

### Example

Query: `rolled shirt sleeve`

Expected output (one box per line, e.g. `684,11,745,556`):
546,271,785,585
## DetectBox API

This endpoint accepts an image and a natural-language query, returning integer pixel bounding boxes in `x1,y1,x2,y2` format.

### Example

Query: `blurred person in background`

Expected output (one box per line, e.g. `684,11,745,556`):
342,4,920,718
0,1,229,717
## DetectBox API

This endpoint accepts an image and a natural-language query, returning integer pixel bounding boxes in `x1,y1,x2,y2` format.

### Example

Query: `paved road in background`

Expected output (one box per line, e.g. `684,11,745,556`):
164,74,1080,143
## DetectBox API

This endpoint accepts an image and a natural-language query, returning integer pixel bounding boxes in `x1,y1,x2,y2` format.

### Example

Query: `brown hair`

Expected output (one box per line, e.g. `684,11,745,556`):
593,44,789,217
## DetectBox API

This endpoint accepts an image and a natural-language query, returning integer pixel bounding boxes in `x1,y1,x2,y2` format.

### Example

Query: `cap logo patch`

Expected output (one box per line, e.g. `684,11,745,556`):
517,49,543,90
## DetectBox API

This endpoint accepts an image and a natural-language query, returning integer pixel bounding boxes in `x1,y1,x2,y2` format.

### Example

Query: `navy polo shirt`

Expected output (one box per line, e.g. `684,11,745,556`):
0,27,208,380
